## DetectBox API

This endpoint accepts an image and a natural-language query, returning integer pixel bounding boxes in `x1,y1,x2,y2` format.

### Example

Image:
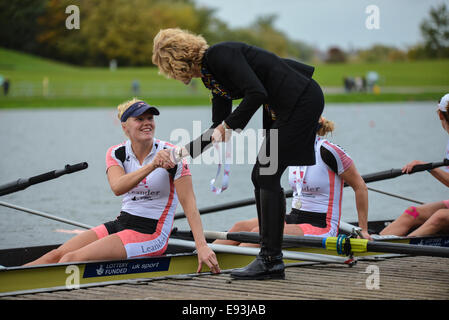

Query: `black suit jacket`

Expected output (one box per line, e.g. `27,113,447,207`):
185,42,315,158
203,41,315,130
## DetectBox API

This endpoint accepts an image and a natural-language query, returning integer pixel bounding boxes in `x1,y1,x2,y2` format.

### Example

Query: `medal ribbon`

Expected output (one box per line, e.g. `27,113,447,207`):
210,138,232,194
294,166,307,209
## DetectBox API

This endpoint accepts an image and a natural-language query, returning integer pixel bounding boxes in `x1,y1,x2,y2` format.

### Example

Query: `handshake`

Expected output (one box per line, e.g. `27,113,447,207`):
157,122,230,168
151,146,190,170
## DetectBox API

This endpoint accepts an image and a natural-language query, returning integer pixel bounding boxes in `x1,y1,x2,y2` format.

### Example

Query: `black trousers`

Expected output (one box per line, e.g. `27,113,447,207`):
252,79,324,191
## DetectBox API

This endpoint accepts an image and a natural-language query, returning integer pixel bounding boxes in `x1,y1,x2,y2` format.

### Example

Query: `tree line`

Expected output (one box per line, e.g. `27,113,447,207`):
0,0,447,67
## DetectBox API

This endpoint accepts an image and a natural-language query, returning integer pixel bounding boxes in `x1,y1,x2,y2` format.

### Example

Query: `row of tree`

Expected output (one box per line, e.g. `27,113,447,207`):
326,4,449,63
0,0,314,66
0,0,447,67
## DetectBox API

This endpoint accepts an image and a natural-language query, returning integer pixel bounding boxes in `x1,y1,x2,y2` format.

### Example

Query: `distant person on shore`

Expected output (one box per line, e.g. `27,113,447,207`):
380,93,449,237
213,116,371,247
25,98,221,274
366,71,379,93
343,76,353,93
3,78,10,96
132,80,140,95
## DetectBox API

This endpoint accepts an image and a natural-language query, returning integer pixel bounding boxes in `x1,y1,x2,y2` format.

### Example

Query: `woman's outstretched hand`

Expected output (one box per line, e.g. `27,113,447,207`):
196,245,221,274
402,160,427,174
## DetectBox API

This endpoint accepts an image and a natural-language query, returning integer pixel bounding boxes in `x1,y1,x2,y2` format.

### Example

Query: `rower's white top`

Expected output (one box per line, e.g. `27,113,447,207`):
106,138,190,220
288,136,353,236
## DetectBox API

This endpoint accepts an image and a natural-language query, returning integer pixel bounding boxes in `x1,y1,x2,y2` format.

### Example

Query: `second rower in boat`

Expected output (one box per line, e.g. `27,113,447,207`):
380,93,449,237
214,116,371,247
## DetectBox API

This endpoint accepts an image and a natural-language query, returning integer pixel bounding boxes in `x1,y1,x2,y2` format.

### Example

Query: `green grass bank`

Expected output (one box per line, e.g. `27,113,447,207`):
0,47,447,108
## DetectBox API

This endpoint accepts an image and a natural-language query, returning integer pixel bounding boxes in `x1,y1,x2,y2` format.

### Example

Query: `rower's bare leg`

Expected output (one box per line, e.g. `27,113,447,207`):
24,230,99,266
213,218,259,246
380,202,445,236
408,208,449,237
283,224,305,236
59,234,126,263
238,223,305,248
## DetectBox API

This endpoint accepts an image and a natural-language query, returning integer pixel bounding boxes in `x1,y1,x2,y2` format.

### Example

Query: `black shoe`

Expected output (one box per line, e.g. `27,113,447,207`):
230,255,285,280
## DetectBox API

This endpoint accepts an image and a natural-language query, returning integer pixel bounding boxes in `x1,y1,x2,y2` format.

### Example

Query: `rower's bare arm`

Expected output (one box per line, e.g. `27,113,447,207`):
106,150,173,196
429,168,449,188
107,164,155,196
175,176,221,273
174,175,208,248
340,164,370,238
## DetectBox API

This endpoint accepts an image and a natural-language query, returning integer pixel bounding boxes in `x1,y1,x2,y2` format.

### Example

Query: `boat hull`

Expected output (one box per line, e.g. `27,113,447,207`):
2,220,449,296
0,248,262,296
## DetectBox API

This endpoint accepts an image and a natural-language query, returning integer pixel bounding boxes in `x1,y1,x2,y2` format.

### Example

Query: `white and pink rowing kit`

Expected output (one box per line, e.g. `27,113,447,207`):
92,138,190,258
288,136,353,237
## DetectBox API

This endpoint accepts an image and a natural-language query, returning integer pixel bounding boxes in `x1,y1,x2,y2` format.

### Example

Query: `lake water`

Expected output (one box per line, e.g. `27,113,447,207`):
0,102,448,249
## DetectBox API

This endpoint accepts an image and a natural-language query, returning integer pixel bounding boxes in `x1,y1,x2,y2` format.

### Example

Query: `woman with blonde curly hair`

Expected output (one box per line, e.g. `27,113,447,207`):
152,28,208,85
213,116,370,247
153,28,325,280
26,98,221,274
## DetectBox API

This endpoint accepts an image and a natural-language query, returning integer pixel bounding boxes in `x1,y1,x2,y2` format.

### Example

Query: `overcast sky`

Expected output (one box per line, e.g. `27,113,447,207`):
195,0,446,50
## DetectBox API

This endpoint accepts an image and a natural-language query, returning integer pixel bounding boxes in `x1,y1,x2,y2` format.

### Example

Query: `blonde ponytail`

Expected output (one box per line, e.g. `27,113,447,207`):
317,116,335,137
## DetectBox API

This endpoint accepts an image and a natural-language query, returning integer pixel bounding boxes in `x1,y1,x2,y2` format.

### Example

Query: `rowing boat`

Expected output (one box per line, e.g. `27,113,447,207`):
0,238,347,296
2,161,449,296
1,219,449,297
0,240,253,296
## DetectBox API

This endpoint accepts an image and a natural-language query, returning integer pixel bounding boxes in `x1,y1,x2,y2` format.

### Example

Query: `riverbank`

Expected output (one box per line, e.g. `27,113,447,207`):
0,91,446,109
0,47,447,108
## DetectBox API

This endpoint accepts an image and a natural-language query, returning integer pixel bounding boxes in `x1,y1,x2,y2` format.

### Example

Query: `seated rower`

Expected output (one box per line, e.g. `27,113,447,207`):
26,98,220,274
214,116,371,247
380,93,449,237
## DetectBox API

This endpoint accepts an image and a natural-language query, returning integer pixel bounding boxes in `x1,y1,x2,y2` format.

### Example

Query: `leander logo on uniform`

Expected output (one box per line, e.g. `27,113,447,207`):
83,256,171,278
130,189,161,201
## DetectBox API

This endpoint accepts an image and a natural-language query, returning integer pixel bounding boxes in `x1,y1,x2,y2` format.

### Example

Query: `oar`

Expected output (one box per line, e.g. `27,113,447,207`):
0,162,88,196
174,197,256,219
169,238,354,265
174,159,449,220
0,201,93,229
0,201,352,265
366,186,424,205
205,231,449,259
353,158,449,185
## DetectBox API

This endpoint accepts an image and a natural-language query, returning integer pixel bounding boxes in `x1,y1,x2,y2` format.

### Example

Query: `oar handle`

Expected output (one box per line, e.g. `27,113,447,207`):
348,158,449,186
358,169,403,184
62,162,89,174
29,162,88,185
0,162,88,196
409,159,449,173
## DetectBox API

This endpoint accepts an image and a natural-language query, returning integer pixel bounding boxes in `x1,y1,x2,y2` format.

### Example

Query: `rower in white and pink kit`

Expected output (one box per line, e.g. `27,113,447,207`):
25,98,221,274
287,135,355,237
